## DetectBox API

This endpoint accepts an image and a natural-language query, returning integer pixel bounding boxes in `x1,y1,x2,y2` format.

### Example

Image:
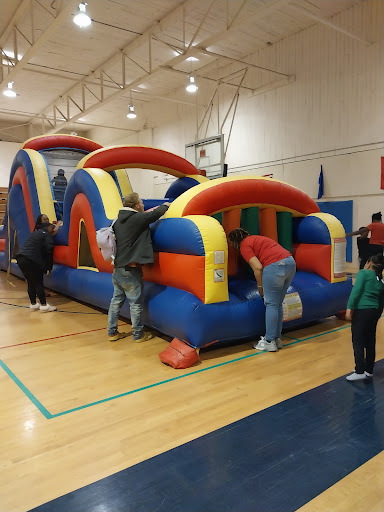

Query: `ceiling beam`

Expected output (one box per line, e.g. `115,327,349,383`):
200,0,290,50
160,65,254,91
250,75,295,96
196,48,292,78
34,0,200,134
34,0,291,135
0,107,138,132
288,1,372,45
0,0,31,47
0,0,78,91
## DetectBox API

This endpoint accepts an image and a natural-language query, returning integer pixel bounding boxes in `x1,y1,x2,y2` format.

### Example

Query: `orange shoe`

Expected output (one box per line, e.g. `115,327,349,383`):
108,331,128,342
134,332,154,343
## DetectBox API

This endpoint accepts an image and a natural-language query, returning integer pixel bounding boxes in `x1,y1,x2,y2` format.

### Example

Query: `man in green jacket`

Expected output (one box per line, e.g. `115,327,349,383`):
107,193,169,342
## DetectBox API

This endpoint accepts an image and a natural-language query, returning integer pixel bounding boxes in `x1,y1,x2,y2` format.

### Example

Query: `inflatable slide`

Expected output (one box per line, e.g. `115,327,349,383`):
0,134,352,353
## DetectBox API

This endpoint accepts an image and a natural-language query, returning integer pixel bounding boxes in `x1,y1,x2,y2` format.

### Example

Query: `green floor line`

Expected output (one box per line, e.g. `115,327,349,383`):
0,319,365,419
0,359,53,419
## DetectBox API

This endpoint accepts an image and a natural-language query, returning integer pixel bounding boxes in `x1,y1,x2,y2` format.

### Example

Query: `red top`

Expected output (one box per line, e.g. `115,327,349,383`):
367,223,384,246
240,235,291,267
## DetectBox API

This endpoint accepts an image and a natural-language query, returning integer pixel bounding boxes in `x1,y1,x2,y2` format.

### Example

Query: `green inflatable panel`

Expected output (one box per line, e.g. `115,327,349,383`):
276,211,293,252
212,212,223,224
241,207,259,235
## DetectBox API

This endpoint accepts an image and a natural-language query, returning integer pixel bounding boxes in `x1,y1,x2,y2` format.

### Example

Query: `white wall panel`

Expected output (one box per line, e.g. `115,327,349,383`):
0,142,20,187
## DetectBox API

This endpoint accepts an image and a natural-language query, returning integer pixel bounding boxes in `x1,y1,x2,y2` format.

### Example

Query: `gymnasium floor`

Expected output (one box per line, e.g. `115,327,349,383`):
1,270,384,512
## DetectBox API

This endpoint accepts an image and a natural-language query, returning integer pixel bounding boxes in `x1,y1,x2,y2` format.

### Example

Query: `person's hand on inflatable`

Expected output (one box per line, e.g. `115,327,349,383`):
258,285,264,298
46,270,51,276
345,308,353,321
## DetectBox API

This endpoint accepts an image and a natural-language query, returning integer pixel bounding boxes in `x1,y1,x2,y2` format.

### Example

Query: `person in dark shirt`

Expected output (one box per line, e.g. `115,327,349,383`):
51,169,68,202
347,212,384,260
16,223,56,312
357,226,372,270
107,193,169,342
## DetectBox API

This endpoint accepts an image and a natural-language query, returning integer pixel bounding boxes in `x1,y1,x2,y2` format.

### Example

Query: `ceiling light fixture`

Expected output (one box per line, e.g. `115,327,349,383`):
3,82,16,98
187,56,199,62
127,91,137,119
186,76,198,93
127,105,136,119
73,3,92,28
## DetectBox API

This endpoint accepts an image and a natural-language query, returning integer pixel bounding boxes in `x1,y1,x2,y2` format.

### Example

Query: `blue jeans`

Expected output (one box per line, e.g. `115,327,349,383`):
107,267,144,340
262,256,296,342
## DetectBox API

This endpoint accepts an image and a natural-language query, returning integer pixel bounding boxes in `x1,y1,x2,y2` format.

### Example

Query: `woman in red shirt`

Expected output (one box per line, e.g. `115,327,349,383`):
228,228,296,352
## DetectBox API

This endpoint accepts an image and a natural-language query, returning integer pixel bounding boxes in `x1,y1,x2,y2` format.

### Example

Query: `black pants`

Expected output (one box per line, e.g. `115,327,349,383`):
351,308,380,374
16,255,46,305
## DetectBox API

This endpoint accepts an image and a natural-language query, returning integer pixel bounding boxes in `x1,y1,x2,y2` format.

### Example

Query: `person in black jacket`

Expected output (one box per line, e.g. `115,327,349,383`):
107,193,169,342
16,223,57,312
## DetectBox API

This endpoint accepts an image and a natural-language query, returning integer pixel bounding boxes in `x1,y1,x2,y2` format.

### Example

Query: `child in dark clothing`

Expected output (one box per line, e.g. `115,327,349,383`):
345,253,384,381
357,226,371,270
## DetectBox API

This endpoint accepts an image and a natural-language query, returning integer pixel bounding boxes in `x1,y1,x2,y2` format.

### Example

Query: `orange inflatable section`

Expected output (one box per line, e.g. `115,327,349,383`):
222,209,241,276
293,244,332,281
0,239,5,251
80,146,201,176
53,193,113,273
179,178,319,217
23,135,102,153
259,207,278,241
143,253,206,302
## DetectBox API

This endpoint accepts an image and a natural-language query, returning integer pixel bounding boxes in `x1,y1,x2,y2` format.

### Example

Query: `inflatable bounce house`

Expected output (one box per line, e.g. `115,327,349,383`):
0,134,352,365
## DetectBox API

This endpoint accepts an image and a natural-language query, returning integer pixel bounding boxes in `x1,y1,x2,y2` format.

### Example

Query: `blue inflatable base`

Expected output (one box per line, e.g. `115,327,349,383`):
0,254,352,349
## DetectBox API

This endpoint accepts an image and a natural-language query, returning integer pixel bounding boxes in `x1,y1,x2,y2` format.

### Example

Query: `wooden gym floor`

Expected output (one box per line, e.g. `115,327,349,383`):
1,270,384,512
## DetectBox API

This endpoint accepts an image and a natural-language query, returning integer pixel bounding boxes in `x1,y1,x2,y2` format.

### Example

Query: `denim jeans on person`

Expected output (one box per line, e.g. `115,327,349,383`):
262,256,296,342
107,266,144,340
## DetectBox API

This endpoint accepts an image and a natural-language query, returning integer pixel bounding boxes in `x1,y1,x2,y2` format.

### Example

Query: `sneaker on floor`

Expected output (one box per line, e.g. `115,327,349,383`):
134,331,154,343
346,372,366,381
40,303,56,312
254,337,277,352
108,331,128,342
364,371,373,377
29,303,40,311
276,338,283,349
253,335,265,349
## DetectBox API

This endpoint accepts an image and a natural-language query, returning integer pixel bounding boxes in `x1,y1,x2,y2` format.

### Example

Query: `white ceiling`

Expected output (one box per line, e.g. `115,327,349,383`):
0,0,363,138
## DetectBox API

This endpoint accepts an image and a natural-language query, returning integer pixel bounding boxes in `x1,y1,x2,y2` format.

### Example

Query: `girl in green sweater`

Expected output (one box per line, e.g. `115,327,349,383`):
345,253,384,381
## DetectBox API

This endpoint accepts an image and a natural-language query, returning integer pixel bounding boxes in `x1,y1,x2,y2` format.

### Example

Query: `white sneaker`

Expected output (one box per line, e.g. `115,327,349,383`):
254,336,277,352
346,372,366,381
276,338,283,349
364,371,373,377
40,304,57,313
30,303,40,311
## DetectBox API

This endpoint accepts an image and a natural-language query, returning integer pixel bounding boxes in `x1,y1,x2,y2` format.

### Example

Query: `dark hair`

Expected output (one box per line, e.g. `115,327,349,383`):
34,214,49,231
372,212,382,222
228,228,250,251
367,253,384,278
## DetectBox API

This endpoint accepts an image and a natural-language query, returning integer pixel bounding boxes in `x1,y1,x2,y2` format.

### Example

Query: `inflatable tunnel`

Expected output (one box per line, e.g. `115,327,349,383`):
0,135,352,350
